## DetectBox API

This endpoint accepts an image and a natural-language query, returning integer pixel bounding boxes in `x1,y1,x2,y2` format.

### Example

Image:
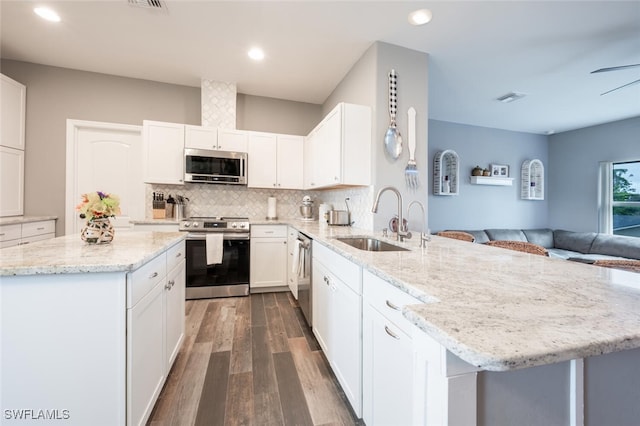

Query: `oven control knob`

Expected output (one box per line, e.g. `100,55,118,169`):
239,223,246,229
231,223,238,229
192,222,199,228
183,222,190,228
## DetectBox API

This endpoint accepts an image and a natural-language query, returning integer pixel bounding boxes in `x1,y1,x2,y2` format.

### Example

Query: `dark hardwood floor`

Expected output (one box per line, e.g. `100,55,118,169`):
148,292,360,426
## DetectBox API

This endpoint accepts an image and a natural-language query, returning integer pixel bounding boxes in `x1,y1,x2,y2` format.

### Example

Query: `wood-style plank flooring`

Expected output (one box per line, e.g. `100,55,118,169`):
148,292,360,426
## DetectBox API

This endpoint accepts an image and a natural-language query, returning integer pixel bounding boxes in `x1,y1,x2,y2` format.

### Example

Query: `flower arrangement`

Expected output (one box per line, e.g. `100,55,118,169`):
76,191,121,221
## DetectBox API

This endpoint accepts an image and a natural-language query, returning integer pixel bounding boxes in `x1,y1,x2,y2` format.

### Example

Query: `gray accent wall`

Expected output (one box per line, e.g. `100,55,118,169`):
428,120,549,232
548,116,640,232
236,94,322,136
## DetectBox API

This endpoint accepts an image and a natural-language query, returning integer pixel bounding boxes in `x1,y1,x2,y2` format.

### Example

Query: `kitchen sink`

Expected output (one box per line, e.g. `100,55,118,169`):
336,237,409,252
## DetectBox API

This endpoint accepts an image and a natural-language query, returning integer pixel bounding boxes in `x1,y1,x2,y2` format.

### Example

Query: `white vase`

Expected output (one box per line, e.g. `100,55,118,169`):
81,218,115,244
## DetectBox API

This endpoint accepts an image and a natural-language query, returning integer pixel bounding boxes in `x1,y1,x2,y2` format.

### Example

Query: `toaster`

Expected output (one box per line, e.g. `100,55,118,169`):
327,210,351,226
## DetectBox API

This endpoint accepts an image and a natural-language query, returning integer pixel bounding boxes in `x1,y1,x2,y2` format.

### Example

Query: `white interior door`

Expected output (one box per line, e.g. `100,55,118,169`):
66,120,144,235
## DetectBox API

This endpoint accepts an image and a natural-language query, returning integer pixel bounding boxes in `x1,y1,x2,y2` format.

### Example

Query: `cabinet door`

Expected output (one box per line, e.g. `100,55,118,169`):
318,107,342,187
303,129,318,189
143,120,185,185
218,129,248,152
0,74,26,150
311,259,331,355
331,275,362,416
247,132,277,188
276,135,304,189
165,260,185,371
287,227,298,299
0,146,24,216
127,282,164,426
185,125,217,150
363,304,414,426
250,237,287,288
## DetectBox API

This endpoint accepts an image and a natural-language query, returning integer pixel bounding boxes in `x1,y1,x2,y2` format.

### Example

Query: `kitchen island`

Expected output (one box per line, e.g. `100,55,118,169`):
272,220,640,425
1,232,186,426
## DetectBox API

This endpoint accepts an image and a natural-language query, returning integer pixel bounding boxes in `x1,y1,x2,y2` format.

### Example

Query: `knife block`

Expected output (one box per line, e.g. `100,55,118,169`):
152,200,166,219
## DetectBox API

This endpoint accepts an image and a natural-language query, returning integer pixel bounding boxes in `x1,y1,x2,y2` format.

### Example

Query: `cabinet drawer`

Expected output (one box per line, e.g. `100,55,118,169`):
251,225,287,238
166,241,185,272
20,233,55,246
363,269,422,336
313,241,361,294
128,253,166,308
0,224,21,242
22,220,55,238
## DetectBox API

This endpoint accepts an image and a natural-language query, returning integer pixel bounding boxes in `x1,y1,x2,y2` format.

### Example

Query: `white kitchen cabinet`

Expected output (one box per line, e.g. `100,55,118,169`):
248,132,303,189
1,74,26,151
127,241,185,426
165,243,186,370
304,102,371,190
286,226,299,299
218,128,248,152
312,241,362,416
0,146,24,217
184,125,218,150
0,219,56,248
143,120,185,185
362,269,421,426
250,225,288,290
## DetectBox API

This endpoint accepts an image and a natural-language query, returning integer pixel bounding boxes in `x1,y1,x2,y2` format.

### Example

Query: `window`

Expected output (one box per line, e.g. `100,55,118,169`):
612,161,640,237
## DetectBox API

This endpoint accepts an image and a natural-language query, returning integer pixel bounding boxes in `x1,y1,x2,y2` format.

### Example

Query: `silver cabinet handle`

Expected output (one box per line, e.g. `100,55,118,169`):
384,325,400,340
37,227,45,231
385,300,400,311
165,283,171,290
149,272,159,279
175,252,182,258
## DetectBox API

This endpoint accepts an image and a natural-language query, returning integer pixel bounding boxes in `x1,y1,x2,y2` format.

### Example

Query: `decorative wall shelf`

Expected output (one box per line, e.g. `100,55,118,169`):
469,176,514,186
521,159,544,200
433,150,459,195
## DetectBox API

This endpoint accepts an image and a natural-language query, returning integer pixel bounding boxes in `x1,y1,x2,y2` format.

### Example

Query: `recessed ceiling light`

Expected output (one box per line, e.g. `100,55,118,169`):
408,9,432,26
34,7,61,22
248,47,265,61
496,92,527,103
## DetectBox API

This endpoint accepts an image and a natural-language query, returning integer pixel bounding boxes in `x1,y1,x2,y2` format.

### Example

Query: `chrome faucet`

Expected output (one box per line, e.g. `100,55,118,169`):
371,186,410,241
407,200,430,248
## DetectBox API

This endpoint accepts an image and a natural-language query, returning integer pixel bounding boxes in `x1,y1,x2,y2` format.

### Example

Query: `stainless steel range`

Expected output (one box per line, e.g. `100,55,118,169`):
180,216,250,299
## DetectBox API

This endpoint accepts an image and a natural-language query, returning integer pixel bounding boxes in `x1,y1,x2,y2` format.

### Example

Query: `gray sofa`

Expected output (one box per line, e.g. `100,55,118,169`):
456,228,640,262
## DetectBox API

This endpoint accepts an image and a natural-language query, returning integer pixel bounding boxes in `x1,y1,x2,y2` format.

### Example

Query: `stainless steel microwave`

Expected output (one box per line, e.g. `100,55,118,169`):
184,148,247,184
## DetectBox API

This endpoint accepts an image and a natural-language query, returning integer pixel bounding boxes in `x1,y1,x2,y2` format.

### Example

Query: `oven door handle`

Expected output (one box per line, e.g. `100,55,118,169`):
185,233,250,241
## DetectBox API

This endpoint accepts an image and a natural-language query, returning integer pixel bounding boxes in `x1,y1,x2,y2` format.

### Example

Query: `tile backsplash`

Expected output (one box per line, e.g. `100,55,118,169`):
147,184,374,230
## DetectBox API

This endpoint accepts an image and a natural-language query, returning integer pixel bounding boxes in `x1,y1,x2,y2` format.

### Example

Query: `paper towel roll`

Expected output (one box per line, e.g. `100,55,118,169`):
267,197,277,219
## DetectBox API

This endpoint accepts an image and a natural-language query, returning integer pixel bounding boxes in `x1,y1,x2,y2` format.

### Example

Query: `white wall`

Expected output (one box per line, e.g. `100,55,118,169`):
548,116,640,232
428,120,549,232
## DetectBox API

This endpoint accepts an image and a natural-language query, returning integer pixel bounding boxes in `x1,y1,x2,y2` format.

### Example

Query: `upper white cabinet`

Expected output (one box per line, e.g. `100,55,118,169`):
248,132,303,189
1,74,26,217
1,74,26,151
184,125,218,150
304,102,371,190
142,120,185,185
218,128,248,152
0,146,24,217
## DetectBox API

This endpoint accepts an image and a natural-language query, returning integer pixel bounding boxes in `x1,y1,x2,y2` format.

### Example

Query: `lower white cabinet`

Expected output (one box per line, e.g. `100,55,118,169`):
250,225,288,290
127,241,185,426
312,241,362,416
0,219,55,249
362,269,421,426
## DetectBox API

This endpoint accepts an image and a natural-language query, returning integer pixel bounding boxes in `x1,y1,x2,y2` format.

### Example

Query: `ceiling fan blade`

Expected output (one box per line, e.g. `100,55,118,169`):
591,64,640,74
600,78,640,96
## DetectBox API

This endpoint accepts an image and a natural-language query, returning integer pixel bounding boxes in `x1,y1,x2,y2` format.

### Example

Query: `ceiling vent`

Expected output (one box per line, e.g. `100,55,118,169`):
128,0,165,9
496,92,527,103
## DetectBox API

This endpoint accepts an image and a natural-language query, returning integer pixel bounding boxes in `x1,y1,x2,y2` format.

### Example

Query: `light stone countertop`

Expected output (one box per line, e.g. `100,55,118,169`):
0,215,58,225
0,232,186,276
263,219,640,372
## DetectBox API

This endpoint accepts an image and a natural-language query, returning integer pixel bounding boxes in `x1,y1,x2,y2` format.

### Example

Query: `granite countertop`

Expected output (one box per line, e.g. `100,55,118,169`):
272,219,640,372
0,232,186,276
0,215,58,225
130,219,180,225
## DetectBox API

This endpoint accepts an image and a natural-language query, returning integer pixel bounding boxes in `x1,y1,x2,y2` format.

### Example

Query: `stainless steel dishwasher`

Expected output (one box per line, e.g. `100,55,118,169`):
297,232,312,327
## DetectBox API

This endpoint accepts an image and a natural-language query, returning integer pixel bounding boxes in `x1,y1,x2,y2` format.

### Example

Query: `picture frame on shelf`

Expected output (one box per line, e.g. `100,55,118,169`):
491,164,509,177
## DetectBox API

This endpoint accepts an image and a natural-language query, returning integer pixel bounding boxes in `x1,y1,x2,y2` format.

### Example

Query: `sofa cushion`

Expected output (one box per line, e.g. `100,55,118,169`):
553,230,597,254
589,234,640,260
485,229,527,242
522,229,554,248
548,248,584,260
462,230,490,244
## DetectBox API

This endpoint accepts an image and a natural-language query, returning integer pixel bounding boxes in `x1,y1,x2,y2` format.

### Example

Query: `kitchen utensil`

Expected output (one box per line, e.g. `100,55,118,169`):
328,210,350,226
405,107,419,189
384,69,402,160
